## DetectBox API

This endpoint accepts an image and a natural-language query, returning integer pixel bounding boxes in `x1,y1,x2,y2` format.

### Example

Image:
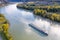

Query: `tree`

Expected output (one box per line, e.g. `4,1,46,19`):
33,9,47,16
2,23,9,33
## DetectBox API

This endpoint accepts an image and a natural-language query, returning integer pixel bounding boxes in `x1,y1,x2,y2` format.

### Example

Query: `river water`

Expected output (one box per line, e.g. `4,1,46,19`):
0,3,60,40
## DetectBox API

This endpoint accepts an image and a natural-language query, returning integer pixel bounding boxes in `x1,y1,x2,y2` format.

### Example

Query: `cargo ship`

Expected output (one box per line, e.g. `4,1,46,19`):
29,24,48,36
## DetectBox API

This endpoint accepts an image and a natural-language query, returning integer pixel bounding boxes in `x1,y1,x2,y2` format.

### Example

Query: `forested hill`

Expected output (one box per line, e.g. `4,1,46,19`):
1,0,60,2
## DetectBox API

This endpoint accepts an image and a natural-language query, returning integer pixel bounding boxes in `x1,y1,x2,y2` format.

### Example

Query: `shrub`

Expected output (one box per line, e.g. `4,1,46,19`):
33,9,47,16
0,14,13,40
50,13,60,22
33,9,60,22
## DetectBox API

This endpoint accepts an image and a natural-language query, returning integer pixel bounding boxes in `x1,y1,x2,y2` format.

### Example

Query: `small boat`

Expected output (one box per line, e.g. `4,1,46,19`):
29,24,48,36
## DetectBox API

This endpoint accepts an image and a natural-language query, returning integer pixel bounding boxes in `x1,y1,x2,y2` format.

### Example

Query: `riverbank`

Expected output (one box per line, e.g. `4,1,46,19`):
33,9,60,22
0,14,13,40
0,3,8,7
16,3,60,22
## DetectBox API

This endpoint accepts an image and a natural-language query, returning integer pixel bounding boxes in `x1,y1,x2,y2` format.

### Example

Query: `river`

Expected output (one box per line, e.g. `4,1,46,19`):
0,3,60,40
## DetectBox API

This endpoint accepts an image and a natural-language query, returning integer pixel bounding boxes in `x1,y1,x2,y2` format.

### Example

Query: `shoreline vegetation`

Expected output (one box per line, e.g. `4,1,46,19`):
0,4,8,7
17,2,60,22
0,14,13,40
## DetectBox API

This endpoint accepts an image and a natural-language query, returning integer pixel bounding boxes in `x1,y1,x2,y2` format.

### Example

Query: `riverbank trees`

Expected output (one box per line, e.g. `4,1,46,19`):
17,3,60,22
33,9,47,16
17,4,60,12
33,9,60,22
0,14,13,40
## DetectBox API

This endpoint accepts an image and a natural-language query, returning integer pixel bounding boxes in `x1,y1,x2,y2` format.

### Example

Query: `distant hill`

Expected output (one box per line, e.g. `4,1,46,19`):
0,0,8,3
0,0,60,3
8,0,60,2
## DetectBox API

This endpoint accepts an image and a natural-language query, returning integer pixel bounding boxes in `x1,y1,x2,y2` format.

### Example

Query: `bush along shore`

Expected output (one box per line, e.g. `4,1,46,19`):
0,14,13,40
33,9,60,22
17,3,60,22
17,3,60,12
